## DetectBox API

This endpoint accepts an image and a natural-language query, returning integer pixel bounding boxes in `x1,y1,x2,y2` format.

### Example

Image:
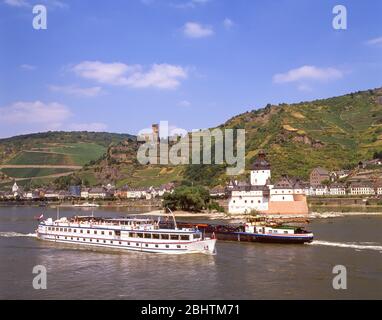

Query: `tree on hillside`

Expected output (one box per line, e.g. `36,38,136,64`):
163,185,210,212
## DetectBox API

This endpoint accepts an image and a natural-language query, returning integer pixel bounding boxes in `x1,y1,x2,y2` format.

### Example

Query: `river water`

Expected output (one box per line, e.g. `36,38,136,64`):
0,207,381,299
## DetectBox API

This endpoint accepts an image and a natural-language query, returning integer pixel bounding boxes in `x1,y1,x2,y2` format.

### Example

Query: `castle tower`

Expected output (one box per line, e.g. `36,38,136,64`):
250,150,271,186
152,124,159,143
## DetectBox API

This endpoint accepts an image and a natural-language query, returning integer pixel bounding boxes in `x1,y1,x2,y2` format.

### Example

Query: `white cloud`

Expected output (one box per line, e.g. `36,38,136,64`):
72,61,133,86
4,0,29,7
20,64,37,71
273,65,343,84
126,64,187,89
178,100,191,107
183,22,214,38
4,0,67,8
366,36,382,47
0,101,71,126
68,122,107,132
49,85,103,97
223,18,234,29
72,61,187,89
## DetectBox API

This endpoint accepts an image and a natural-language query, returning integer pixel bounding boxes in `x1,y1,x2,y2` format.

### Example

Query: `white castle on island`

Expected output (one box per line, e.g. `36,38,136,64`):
228,151,309,215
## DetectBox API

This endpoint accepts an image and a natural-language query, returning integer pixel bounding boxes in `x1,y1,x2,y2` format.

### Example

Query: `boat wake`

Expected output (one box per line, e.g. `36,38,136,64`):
310,240,382,252
0,232,37,238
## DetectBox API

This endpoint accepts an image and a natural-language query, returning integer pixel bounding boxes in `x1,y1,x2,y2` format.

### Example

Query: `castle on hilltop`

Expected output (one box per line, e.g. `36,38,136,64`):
228,151,309,215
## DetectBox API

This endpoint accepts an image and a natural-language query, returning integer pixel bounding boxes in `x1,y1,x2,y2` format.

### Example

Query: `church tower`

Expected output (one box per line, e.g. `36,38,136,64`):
250,150,271,186
12,181,19,193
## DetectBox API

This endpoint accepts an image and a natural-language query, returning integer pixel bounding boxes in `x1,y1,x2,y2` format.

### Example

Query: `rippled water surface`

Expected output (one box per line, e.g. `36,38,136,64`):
0,207,381,299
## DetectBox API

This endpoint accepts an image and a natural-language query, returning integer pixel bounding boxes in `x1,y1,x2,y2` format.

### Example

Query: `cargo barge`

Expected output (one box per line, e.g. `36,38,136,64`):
160,220,313,244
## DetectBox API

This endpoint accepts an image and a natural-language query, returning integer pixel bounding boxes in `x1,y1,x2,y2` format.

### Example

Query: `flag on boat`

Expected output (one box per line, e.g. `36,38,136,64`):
35,213,44,220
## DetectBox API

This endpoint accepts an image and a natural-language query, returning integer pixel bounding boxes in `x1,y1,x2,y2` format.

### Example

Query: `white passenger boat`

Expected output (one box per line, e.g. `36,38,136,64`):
36,215,216,254
73,202,100,208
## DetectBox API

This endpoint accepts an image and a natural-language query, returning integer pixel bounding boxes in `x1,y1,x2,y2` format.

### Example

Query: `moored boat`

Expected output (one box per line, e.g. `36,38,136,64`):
73,202,100,208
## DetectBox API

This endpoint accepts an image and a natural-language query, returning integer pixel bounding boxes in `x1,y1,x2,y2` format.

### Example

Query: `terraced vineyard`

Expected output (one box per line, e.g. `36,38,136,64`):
0,132,132,185
182,87,382,185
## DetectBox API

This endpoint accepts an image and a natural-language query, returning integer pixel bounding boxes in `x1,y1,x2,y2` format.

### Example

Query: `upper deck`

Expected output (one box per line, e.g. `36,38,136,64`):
40,216,198,234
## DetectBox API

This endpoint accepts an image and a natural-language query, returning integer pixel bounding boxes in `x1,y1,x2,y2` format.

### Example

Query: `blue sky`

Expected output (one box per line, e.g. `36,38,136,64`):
0,0,381,138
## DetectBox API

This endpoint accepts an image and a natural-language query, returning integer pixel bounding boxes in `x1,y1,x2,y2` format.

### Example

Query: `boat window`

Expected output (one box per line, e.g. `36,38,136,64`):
109,232,112,235
171,235,179,240
165,245,169,248
64,228,67,232
180,235,189,241
94,230,97,234
87,230,90,234
145,244,148,247
144,233,151,239
80,230,83,233
155,244,159,248
103,240,106,243
101,231,104,235
68,229,71,232
161,234,169,240
129,232,136,238
119,241,122,245
152,234,160,239
137,233,143,238
284,231,288,234
60,228,63,232
74,229,77,233
177,245,181,248
115,230,121,236
193,233,200,239
136,243,139,246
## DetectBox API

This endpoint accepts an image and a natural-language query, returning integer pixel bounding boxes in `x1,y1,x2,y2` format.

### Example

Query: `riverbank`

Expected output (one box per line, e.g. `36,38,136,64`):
0,199,162,208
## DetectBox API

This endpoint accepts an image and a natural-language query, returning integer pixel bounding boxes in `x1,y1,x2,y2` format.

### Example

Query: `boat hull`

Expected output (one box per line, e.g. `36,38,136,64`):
36,232,216,254
204,231,313,244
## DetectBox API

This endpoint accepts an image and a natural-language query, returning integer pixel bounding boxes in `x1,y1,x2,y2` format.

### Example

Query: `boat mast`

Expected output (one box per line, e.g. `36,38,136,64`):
166,207,177,230
56,206,60,220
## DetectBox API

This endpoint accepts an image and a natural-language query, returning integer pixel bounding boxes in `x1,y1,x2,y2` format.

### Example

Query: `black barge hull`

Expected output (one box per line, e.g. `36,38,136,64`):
204,231,313,244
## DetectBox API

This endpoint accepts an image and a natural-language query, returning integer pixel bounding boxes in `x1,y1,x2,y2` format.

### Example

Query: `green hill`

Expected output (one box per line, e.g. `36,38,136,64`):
71,87,382,188
0,131,133,185
184,87,382,185
1,87,381,189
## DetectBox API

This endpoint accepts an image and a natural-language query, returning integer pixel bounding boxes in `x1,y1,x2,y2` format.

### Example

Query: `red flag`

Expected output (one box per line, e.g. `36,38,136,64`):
35,213,44,220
